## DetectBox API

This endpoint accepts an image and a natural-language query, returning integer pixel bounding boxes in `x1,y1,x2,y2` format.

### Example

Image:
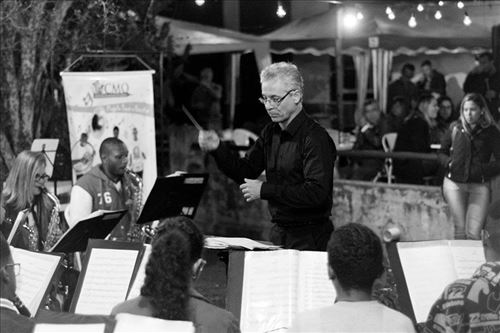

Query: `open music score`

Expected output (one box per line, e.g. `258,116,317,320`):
11,247,63,317
229,250,336,333
70,240,144,315
388,240,485,323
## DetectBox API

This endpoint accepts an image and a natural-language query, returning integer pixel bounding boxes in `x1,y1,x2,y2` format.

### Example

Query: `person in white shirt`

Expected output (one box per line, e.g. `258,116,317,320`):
289,223,416,333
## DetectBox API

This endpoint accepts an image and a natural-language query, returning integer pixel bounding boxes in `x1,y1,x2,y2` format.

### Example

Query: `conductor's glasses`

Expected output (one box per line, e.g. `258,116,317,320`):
259,89,296,107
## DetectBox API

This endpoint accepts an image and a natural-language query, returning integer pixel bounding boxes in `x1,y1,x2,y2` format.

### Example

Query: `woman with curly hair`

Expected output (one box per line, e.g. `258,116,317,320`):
290,223,415,332
1,151,65,251
111,216,240,333
439,93,500,239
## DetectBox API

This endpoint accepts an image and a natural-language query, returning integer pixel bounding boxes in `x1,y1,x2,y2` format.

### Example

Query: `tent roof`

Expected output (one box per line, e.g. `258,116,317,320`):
263,2,499,56
155,16,269,55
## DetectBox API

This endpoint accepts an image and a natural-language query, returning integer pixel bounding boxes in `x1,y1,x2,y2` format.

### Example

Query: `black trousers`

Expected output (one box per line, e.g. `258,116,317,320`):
270,220,334,251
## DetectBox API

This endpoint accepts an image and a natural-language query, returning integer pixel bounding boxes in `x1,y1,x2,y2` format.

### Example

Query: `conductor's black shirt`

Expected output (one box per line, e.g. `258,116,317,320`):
211,110,337,226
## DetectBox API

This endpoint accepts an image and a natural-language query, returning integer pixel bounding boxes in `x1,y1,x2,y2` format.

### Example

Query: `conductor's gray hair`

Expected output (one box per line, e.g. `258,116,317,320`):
260,62,304,94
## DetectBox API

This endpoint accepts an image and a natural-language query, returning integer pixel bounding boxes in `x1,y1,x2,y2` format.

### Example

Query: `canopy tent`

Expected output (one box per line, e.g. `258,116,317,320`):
263,2,497,57
155,16,271,127
155,16,271,70
263,2,499,120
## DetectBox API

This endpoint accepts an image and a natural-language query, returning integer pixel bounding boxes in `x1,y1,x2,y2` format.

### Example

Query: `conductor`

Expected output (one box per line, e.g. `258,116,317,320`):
199,62,336,251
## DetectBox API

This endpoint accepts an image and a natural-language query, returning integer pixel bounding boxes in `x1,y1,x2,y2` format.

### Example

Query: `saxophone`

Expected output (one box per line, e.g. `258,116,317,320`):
125,169,144,242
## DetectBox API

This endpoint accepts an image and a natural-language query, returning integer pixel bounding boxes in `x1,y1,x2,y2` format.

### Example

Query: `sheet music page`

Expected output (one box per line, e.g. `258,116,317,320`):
205,237,281,250
449,240,485,278
11,247,61,316
34,323,105,333
397,241,457,323
114,313,194,333
127,244,152,299
297,251,336,314
240,250,298,333
74,248,139,315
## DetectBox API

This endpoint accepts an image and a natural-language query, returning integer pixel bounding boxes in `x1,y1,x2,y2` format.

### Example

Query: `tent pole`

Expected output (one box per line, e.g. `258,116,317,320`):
335,6,344,136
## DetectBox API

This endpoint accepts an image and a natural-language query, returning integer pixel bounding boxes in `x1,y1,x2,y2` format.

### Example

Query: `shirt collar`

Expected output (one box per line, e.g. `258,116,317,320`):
0,298,19,314
280,110,306,136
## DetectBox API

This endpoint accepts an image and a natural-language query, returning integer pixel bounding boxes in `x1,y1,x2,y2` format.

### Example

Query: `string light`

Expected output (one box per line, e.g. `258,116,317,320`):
194,0,205,6
356,10,364,20
343,12,358,28
408,14,417,28
463,11,471,25
276,1,286,18
385,6,393,15
434,10,442,20
417,3,424,12
438,1,444,6
388,11,395,20
457,1,464,9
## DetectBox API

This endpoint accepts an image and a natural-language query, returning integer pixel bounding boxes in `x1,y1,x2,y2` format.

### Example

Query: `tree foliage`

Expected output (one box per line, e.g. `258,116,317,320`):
0,0,174,181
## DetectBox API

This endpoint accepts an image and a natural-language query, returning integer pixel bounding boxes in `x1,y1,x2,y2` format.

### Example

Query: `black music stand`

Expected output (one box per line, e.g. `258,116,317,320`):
136,173,209,224
31,138,60,194
49,210,127,253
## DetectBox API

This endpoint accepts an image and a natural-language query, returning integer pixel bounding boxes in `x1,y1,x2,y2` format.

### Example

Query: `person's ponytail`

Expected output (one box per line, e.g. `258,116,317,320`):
140,229,191,320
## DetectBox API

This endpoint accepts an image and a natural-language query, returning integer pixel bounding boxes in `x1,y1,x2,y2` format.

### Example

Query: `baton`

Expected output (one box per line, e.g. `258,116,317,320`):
182,105,204,131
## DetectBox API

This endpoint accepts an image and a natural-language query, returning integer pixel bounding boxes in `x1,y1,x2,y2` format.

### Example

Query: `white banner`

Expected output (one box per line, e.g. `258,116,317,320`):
61,70,157,199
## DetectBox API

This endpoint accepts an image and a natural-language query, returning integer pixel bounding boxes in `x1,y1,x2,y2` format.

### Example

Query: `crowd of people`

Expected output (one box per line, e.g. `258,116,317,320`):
349,53,500,187
1,58,500,332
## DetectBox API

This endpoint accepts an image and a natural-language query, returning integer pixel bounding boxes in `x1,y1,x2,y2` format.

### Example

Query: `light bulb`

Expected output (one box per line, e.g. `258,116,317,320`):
356,10,364,20
438,1,444,6
343,13,358,28
385,6,393,15
434,10,442,20
417,4,424,12
276,2,286,18
388,12,396,20
408,14,417,28
195,0,205,6
457,1,464,9
463,12,471,26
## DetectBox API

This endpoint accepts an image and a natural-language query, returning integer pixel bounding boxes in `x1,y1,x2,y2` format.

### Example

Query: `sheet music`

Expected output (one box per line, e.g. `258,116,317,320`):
11,247,61,316
240,250,298,333
114,313,194,333
397,241,457,323
127,244,152,300
297,251,336,313
74,248,140,315
449,240,485,278
204,237,280,250
34,323,105,333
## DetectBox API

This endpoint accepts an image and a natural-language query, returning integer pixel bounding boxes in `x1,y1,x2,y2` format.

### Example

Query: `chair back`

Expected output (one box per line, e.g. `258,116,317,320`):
382,133,398,152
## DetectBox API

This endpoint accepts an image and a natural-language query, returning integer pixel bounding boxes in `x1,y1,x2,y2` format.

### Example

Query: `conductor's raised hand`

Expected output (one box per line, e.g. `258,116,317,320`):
198,130,220,152
240,178,262,202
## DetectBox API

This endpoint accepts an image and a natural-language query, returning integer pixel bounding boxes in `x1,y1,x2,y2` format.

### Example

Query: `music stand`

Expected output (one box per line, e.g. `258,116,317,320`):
136,173,209,224
31,139,60,194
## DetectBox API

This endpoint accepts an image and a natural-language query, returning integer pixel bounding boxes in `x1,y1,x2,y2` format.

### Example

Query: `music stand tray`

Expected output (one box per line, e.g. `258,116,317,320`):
136,173,209,224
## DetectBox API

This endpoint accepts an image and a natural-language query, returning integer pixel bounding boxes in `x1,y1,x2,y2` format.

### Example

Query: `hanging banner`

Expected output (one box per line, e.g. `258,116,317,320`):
60,70,157,199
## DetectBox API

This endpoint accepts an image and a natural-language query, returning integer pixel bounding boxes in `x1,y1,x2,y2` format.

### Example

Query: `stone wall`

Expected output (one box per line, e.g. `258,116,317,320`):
332,180,454,241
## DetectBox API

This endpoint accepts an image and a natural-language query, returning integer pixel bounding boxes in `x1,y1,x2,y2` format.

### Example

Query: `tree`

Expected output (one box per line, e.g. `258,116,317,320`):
0,0,175,182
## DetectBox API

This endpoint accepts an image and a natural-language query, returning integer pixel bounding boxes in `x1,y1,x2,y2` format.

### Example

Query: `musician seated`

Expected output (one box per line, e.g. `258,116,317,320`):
1,151,65,252
68,137,140,241
289,223,415,332
0,233,36,333
111,216,240,333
